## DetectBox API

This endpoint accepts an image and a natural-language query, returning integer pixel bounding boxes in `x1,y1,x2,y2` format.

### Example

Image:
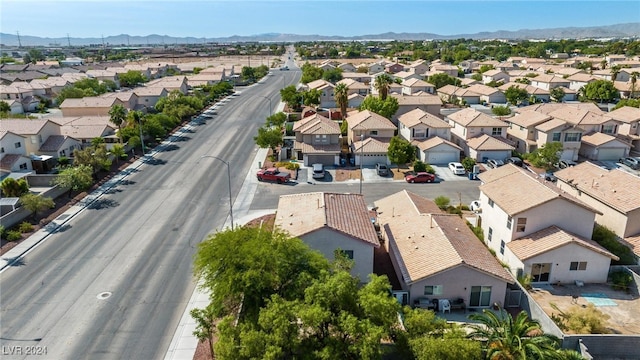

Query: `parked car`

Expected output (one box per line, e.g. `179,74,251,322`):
448,162,466,175
256,168,291,183
470,200,481,212
504,157,524,167
557,159,577,169
405,172,436,183
620,157,640,170
539,171,557,182
312,163,325,179
486,159,505,169
376,163,389,176
280,66,289,71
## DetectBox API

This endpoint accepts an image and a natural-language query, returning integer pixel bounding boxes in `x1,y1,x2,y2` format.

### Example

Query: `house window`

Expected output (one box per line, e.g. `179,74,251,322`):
15,142,21,148
492,128,502,136
552,132,561,141
500,240,505,254
314,134,328,143
60,150,66,157
488,227,493,242
341,250,354,260
488,198,494,207
516,218,526,232
469,286,492,307
1,147,4,153
564,132,581,142
519,126,525,131
413,129,427,138
463,128,466,136
602,124,616,134
570,262,587,271
424,285,443,296
370,130,378,136
19,163,28,170
507,216,512,230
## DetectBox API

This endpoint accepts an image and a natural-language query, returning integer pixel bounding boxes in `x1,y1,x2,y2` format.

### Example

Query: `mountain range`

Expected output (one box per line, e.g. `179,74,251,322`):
1,23,639,47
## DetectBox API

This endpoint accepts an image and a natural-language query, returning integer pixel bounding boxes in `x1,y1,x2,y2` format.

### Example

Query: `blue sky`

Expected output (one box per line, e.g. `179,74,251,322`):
1,1,639,39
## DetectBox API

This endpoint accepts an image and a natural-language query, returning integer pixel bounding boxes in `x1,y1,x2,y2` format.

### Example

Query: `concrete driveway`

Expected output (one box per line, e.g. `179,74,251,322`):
431,164,472,182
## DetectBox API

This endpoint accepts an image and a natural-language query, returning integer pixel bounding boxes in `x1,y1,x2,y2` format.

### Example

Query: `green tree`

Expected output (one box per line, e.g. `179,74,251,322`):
19,193,55,220
427,73,462,89
334,82,349,119
110,144,126,166
410,337,482,360
505,85,529,106
118,70,147,88
358,95,399,119
592,224,637,265
108,104,128,143
190,303,217,357
492,105,511,116
302,88,321,107
629,71,639,98
461,157,477,172
279,85,303,111
193,227,329,322
387,136,415,168
322,68,343,83
52,164,94,198
73,142,112,176
0,100,10,113
612,99,640,110
265,112,287,129
580,80,618,103
254,126,284,156
550,87,566,103
300,63,324,84
531,142,562,170
0,177,30,197
374,73,393,100
468,309,562,360
241,66,256,82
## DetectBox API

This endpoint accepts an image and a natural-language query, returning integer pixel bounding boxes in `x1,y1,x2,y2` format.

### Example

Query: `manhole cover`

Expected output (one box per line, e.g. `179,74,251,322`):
97,292,112,300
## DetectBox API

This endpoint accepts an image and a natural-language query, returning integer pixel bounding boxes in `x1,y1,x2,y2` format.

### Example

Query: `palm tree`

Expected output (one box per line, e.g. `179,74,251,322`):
629,71,639,99
374,74,393,101
610,65,621,82
468,309,561,360
334,83,349,119
108,104,127,143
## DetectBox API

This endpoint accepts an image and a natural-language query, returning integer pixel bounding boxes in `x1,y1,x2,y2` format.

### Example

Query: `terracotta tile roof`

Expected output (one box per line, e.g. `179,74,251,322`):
134,87,167,96
508,110,553,128
447,108,508,127
48,116,112,126
61,124,114,139
353,137,390,154
413,136,462,151
397,108,450,128
498,83,550,95
581,132,624,147
548,107,612,126
274,192,379,247
337,78,369,89
374,191,513,284
296,142,341,154
0,154,22,171
437,85,481,98
293,113,340,135
535,118,567,132
59,97,120,108
39,135,71,152
306,79,334,91
531,74,569,84
622,234,640,258
554,161,640,213
0,119,52,134
479,164,600,216
608,106,640,124
347,110,396,131
466,134,515,151
508,226,618,260
390,93,442,105
466,84,503,96
517,102,601,115
403,78,433,87
566,73,598,82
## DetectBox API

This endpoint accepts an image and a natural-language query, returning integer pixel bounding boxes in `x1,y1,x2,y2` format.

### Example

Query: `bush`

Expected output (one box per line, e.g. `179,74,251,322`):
6,230,22,242
0,225,5,239
592,225,637,265
413,160,427,172
434,196,450,209
517,274,533,290
285,162,300,170
550,303,610,334
610,270,633,292
461,157,476,172
424,163,435,174
58,156,70,166
18,222,34,233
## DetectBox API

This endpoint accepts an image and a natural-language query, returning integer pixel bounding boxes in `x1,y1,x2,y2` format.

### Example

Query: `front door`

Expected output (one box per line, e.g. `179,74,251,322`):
469,286,492,307
531,263,551,282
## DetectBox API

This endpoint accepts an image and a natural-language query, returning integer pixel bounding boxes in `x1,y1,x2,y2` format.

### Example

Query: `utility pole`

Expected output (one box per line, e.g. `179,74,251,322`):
67,33,71,47
16,31,22,48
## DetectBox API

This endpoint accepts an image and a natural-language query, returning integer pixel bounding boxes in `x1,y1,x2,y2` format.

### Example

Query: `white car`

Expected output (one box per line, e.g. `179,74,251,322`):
470,200,481,212
312,163,325,179
448,162,466,175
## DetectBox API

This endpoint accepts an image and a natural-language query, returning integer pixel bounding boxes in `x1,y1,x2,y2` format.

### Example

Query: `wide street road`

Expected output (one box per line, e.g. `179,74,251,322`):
0,68,299,359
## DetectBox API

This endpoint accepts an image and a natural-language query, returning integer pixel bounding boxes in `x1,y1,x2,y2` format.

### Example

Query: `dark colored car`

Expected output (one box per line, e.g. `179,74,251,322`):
620,157,640,170
486,159,505,169
557,160,577,169
505,157,524,167
539,171,557,182
405,172,436,183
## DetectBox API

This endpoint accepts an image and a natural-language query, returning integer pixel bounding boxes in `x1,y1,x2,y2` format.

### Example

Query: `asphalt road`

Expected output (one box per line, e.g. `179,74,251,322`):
0,69,299,360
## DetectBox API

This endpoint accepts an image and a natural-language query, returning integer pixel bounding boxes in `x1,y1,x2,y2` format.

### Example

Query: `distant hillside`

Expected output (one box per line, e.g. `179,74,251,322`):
1,23,639,47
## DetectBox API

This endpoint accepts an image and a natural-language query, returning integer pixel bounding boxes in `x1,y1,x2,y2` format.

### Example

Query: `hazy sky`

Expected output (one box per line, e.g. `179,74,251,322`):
1,0,639,39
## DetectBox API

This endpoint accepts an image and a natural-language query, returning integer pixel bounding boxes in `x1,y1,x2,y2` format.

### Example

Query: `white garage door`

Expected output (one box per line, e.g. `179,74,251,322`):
479,150,511,162
560,149,577,161
597,148,625,161
426,151,458,165
358,154,388,166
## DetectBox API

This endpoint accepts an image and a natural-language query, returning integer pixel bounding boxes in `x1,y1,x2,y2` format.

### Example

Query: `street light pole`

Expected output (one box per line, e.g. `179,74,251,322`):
136,113,146,155
259,95,272,115
359,133,364,195
199,155,234,229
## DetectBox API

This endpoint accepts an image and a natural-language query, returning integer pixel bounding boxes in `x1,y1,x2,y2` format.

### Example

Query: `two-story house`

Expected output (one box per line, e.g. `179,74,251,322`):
375,190,513,308
397,108,459,164
336,79,370,97
446,108,510,157
498,83,551,103
579,132,631,161
401,78,435,95
305,79,336,109
0,130,33,172
59,97,125,117
274,192,380,283
347,110,397,166
145,76,189,95
391,93,443,124
530,74,570,91
534,119,583,161
478,165,617,284
608,106,640,152
292,113,341,166
466,84,507,104
133,87,168,109
482,69,510,85
437,85,481,105
506,110,553,154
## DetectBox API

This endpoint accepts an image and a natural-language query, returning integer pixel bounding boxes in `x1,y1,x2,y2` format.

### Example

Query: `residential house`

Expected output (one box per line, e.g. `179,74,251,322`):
346,110,396,145
0,84,39,112
0,130,32,172
414,137,462,164
498,82,551,103
579,132,631,161
367,62,385,75
555,162,640,239
85,70,118,84
292,113,341,166
401,78,435,95
478,165,617,284
466,134,515,162
567,73,599,91
397,108,451,142
530,74,570,91
547,106,620,135
534,118,583,161
437,85,481,105
392,71,423,83
0,119,61,156
30,77,70,97
406,59,430,75
186,73,224,88
446,108,509,153
352,136,391,166
59,97,125,117
274,192,380,283
341,72,372,84
338,63,357,72
145,76,188,95
482,69,510,85
2,99,24,114
466,84,507,104
429,64,459,77
123,64,152,79
99,91,139,110
608,106,640,152
305,79,336,108
505,110,553,153
374,190,513,308
336,78,370,97
385,63,404,74
133,87,168,109
38,135,81,159
391,93,443,123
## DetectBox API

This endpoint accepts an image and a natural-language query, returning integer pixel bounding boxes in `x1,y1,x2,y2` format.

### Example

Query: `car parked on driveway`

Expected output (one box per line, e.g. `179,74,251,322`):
448,162,466,175
486,159,505,169
312,163,325,179
405,172,436,183
619,157,640,170
376,163,389,176
539,171,557,182
505,157,524,167
557,159,577,169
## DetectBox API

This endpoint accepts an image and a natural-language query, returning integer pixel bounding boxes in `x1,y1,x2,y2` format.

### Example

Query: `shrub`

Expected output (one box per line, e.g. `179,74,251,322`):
550,303,610,334
518,274,533,290
434,196,450,209
6,230,22,242
461,157,476,172
424,163,435,174
413,160,427,172
18,222,34,233
0,225,5,239
58,156,70,166
592,225,637,265
284,162,300,170
610,270,633,292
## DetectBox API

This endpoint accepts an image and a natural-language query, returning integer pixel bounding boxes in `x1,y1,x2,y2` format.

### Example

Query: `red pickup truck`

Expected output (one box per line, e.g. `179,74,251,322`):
256,168,291,184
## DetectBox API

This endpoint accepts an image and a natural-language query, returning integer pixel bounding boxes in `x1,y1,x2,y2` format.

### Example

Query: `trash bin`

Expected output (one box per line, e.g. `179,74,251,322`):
468,172,474,180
